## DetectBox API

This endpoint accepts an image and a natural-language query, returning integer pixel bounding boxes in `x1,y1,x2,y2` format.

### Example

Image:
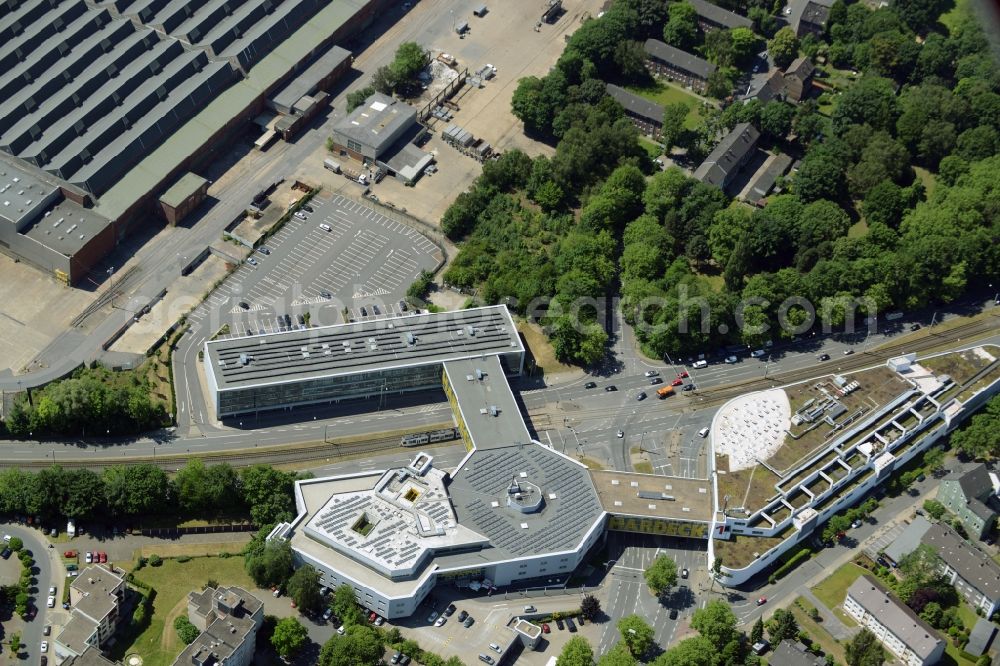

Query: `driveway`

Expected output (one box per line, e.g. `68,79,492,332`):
1,523,63,664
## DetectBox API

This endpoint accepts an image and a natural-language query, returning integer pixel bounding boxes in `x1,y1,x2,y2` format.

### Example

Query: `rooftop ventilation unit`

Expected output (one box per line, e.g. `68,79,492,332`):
489,405,498,417
407,332,415,345
467,325,476,336
475,368,483,380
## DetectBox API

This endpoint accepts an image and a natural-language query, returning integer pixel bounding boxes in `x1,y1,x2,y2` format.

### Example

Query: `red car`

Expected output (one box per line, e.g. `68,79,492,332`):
677,371,689,378
671,378,684,386
63,550,76,558
541,623,550,634
368,611,377,623
756,597,767,606
98,552,107,563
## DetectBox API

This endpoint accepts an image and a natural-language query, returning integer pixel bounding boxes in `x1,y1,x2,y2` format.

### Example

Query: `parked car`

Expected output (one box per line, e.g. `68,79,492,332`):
556,618,565,630
258,246,271,255
99,552,107,563
46,596,55,608
369,611,378,623
302,204,314,213
444,604,457,616
458,610,469,622
650,377,663,385
322,608,333,621
374,616,384,626
671,378,684,386
239,301,250,310
399,300,408,312
725,355,739,364
427,611,439,623
336,625,346,635
434,616,447,627
463,615,475,628
541,623,550,634
294,211,307,220
910,323,922,331
43,626,51,636
644,370,659,377
677,371,689,378
40,641,48,653
246,257,258,266
682,384,696,392
681,568,689,579
85,552,93,563
0,548,11,559
48,586,56,596
566,617,577,632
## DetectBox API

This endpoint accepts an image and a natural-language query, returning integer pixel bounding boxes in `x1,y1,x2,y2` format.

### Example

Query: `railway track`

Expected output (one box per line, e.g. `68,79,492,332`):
0,429,453,471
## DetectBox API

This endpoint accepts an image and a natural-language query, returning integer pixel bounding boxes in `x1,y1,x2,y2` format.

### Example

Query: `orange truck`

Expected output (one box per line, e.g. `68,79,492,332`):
657,386,674,399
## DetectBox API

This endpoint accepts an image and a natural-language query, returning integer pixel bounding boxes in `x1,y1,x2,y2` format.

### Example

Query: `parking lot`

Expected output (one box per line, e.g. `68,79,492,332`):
189,192,441,333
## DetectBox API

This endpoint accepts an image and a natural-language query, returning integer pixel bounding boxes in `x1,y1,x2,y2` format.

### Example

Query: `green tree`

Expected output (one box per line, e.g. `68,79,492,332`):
272,617,309,659
730,27,758,64
174,616,201,644
767,608,799,642
345,86,376,113
581,594,602,620
333,585,365,628
652,636,715,666
691,600,738,646
557,636,595,666
750,617,765,644
662,103,689,152
644,554,678,596
389,42,430,84
599,643,637,666
832,76,899,135
846,629,885,666
318,624,384,666
863,181,905,228
760,101,795,139
7,537,23,552
286,564,323,614
103,464,171,516
768,27,799,68
663,2,699,50
618,615,655,657
240,465,298,526
244,536,294,588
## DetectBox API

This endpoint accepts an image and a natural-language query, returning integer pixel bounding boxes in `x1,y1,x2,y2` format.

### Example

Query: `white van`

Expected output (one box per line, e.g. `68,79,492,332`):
67,520,76,537
698,427,710,438
319,223,332,232
692,360,708,369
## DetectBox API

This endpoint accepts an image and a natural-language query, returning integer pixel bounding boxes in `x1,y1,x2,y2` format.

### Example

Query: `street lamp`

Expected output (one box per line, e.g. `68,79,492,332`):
107,267,115,308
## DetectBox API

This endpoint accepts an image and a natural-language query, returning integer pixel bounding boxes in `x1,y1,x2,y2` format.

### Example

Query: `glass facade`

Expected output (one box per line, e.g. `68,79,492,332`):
218,363,444,415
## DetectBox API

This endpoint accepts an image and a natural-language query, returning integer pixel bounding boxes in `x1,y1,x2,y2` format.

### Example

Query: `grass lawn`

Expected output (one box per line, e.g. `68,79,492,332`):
633,460,654,474
517,319,574,378
791,598,846,665
578,456,606,470
110,556,257,666
940,0,969,34
811,563,868,622
913,166,937,198
639,136,663,160
847,220,868,238
626,81,707,129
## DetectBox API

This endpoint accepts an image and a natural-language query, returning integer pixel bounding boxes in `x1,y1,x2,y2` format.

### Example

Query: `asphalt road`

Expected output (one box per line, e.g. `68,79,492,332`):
598,531,707,657
1,524,55,665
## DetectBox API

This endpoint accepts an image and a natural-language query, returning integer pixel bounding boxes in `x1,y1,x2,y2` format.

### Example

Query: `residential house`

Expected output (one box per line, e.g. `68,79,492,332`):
643,39,717,94
172,586,264,666
938,464,998,539
693,122,760,189
743,153,793,205
925,522,1000,617
606,84,666,139
686,0,753,31
844,575,945,666
61,646,119,666
55,565,126,661
769,640,826,666
782,56,815,102
967,618,997,657
879,516,932,566
787,0,833,37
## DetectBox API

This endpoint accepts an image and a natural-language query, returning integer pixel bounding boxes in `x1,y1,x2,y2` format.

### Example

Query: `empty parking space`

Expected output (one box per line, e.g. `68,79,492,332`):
189,193,440,335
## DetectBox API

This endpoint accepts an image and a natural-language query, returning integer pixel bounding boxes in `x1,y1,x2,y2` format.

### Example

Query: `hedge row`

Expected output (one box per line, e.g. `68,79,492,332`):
773,548,811,581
